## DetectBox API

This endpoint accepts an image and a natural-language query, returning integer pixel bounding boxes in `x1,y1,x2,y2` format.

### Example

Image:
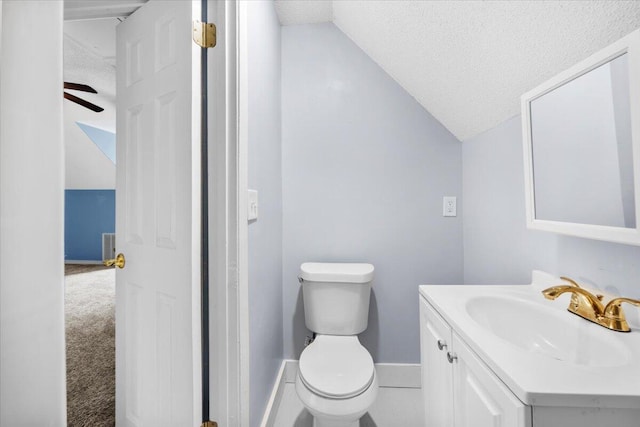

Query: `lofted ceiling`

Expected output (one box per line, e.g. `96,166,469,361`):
63,1,148,188
63,0,147,119
64,18,119,188
64,19,117,111
275,1,640,141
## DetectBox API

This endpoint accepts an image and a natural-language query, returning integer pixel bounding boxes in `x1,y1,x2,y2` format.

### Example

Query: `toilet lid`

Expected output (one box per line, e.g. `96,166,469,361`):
299,335,375,399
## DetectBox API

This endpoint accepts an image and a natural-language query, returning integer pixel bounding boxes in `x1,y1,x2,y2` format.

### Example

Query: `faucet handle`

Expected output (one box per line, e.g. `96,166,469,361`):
560,276,580,287
559,276,606,300
602,297,640,332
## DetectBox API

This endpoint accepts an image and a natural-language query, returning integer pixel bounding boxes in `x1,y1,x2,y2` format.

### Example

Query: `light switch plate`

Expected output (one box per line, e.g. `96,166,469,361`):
443,196,457,217
248,190,258,221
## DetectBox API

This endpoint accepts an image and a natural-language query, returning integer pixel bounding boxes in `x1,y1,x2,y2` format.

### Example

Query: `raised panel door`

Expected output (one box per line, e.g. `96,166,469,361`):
115,1,202,425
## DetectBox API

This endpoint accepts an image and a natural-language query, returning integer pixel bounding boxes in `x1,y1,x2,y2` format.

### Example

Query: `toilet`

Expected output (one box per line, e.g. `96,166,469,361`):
295,262,378,427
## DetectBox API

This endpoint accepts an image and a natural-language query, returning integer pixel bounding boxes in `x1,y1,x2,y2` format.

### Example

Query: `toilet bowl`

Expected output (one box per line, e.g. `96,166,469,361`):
295,262,378,427
295,335,378,427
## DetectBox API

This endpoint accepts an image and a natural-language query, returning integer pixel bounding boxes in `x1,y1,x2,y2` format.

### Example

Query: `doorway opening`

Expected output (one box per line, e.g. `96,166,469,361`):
63,16,119,426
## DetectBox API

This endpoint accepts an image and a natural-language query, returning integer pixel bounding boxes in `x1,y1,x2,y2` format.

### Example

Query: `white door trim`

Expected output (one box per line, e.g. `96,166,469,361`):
206,0,248,425
236,1,251,426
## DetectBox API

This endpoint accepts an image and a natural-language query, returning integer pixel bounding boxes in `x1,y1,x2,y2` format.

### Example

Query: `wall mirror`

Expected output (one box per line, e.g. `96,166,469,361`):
522,29,640,245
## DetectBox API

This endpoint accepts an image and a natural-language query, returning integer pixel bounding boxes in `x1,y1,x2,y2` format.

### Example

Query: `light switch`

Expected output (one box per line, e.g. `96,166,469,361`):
443,196,457,217
248,190,258,221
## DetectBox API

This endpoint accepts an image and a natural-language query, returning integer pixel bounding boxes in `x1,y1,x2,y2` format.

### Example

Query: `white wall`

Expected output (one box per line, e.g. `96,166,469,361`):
282,23,463,363
463,115,640,303
246,1,283,426
0,2,67,425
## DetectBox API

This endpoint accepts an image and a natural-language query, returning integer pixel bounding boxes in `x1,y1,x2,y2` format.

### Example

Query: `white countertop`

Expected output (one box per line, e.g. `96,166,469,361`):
419,271,640,408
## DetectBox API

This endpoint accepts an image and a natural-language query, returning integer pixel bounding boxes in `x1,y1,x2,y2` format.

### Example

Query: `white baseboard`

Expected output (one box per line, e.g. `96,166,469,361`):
283,359,299,383
375,363,421,388
259,360,288,427
259,360,421,427
64,260,103,265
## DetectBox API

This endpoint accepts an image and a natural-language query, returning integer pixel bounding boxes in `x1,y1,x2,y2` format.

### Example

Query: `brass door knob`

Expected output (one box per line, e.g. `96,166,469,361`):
104,253,126,269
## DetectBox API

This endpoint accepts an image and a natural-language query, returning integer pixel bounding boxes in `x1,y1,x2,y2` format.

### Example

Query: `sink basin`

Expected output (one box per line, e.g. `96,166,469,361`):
465,295,630,368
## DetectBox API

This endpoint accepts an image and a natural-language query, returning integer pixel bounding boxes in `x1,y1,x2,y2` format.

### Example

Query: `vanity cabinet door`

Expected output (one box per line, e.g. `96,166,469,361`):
451,333,531,427
419,297,454,427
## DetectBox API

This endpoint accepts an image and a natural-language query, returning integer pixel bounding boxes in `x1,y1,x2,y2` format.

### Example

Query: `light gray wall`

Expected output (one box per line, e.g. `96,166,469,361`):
463,116,558,284
463,115,640,303
246,2,283,426
282,23,463,363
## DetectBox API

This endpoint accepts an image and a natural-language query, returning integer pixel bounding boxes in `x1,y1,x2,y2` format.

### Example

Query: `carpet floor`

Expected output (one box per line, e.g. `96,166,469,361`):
65,265,115,427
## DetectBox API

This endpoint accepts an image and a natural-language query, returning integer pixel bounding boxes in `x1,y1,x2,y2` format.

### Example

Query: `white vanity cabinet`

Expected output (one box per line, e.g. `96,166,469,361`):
420,296,532,427
419,293,454,425
419,276,640,427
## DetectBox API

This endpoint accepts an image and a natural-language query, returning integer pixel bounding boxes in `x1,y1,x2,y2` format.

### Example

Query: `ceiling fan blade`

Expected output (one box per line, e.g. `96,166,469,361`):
64,82,98,94
64,92,104,113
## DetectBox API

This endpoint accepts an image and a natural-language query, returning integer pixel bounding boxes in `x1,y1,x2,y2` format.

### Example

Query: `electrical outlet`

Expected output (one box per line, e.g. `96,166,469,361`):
443,196,457,217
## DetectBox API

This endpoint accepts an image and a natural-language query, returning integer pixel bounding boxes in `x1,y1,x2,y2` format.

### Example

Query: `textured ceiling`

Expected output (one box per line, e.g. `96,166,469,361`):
63,0,142,130
64,19,117,125
275,1,640,141
63,18,118,188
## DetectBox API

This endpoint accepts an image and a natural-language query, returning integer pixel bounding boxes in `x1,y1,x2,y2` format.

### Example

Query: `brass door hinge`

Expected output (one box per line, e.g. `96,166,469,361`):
193,20,217,48
201,422,218,427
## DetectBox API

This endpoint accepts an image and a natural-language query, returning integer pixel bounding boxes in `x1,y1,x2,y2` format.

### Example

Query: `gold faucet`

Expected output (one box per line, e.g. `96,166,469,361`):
542,277,640,332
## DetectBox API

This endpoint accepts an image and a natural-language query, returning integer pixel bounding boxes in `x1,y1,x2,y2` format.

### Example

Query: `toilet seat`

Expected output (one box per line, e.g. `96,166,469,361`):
299,335,374,399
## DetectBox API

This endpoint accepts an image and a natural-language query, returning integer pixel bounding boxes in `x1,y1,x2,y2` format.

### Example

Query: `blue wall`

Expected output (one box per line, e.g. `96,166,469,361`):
64,190,115,261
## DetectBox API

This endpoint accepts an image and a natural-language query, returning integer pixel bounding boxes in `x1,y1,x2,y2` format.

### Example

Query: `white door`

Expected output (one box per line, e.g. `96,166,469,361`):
115,1,202,426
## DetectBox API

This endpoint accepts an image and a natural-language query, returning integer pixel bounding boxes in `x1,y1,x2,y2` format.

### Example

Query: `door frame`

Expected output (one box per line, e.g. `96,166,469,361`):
205,1,249,425
61,1,248,425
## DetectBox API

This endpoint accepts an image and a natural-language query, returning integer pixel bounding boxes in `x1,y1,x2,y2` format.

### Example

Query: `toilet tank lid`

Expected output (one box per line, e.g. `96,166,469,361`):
299,262,374,283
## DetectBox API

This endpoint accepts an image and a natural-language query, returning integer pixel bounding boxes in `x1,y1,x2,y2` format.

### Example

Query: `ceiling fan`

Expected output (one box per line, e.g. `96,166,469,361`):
63,82,104,112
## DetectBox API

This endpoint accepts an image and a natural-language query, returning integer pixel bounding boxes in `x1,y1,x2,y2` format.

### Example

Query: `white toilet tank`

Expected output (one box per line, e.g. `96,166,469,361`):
299,262,375,335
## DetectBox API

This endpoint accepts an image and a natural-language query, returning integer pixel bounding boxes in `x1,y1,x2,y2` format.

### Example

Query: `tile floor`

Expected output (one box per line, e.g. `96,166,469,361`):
271,383,424,426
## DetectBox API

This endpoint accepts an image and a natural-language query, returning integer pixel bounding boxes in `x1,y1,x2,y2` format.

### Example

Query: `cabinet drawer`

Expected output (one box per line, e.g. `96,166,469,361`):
452,332,532,427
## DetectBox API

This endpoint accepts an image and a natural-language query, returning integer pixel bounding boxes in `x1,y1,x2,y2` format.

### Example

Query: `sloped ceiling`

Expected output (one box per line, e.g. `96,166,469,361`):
64,19,118,189
275,1,640,141
61,1,144,189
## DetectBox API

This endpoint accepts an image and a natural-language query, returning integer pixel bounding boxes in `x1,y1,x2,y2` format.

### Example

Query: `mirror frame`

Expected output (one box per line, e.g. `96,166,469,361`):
521,29,640,246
